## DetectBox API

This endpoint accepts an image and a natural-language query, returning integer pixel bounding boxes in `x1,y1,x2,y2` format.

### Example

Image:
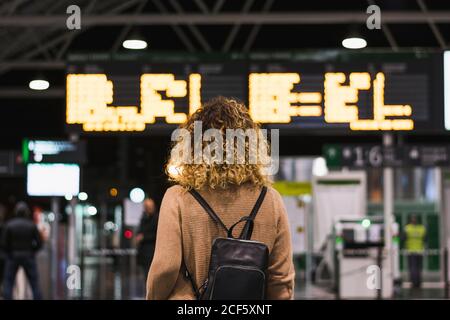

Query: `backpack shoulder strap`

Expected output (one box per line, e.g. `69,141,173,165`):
189,189,229,233
239,186,268,240
181,261,201,300
190,186,268,240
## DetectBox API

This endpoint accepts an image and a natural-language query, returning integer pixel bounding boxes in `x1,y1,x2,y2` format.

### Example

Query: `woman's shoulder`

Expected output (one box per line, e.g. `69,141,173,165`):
163,184,284,207
258,185,283,206
263,186,287,218
163,185,187,199
237,184,284,208
165,184,185,193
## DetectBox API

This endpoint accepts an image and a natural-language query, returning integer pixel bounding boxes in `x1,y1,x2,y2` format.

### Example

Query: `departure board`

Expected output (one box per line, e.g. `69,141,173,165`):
66,52,444,134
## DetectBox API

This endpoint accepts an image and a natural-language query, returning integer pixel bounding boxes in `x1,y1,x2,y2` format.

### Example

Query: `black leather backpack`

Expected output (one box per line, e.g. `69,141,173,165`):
184,186,269,300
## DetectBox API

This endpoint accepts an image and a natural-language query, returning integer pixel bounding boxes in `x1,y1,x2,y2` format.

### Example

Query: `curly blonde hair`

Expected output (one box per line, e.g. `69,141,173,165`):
166,96,272,190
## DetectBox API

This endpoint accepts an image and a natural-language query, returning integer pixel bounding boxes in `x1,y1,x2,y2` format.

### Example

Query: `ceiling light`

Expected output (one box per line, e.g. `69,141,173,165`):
342,37,367,49
123,39,147,50
29,79,50,90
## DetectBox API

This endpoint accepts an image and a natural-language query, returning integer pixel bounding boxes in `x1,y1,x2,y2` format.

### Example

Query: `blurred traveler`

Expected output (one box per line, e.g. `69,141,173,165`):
33,206,50,242
136,198,159,275
146,97,295,300
404,214,426,289
2,202,43,300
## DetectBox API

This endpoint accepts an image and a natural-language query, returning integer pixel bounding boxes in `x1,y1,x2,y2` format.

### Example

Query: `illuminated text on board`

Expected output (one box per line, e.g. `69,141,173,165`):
66,72,413,131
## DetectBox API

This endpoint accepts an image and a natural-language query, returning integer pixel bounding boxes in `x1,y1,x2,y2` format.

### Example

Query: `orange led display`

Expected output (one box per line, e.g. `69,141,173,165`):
349,73,413,131
67,73,201,131
248,72,413,131
66,71,414,132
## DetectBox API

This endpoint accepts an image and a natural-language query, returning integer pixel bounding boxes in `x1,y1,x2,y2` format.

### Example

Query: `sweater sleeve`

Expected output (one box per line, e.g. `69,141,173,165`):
266,189,296,300
146,187,182,300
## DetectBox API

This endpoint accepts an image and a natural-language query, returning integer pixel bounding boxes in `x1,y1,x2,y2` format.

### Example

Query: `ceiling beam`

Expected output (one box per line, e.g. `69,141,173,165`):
0,60,65,69
212,0,226,14
366,0,399,52
111,0,148,53
243,0,275,53
222,0,255,52
2,12,450,26
57,0,99,59
151,0,196,52
0,0,143,76
0,88,64,98
168,0,212,52
417,0,447,49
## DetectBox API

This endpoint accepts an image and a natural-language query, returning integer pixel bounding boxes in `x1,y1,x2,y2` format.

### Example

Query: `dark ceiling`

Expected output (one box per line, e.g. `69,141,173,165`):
0,0,450,145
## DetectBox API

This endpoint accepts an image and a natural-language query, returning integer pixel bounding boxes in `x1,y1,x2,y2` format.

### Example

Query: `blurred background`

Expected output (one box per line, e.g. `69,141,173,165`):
1,0,450,300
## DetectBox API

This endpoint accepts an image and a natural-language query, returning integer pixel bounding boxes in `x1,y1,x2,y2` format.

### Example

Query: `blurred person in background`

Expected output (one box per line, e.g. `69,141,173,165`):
404,214,427,289
146,97,295,300
32,206,50,242
136,197,159,276
2,201,43,300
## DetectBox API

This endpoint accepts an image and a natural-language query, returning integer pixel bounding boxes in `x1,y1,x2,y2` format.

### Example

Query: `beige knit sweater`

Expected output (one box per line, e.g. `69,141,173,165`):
146,183,295,300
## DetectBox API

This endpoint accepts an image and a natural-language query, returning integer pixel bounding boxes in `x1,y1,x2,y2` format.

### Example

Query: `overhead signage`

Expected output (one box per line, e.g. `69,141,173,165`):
66,52,443,134
23,139,86,164
324,144,450,168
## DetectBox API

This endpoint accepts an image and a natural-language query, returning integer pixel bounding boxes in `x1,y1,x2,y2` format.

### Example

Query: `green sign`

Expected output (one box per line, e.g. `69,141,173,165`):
22,139,29,164
323,144,342,168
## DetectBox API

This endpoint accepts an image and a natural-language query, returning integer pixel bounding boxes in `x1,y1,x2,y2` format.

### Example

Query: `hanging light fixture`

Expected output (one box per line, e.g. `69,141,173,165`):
342,26,367,50
122,31,147,50
29,74,50,90
342,36,367,49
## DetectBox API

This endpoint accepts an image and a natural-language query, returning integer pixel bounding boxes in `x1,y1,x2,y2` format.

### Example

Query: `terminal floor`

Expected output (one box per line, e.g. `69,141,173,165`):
4,253,448,300
294,284,448,300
